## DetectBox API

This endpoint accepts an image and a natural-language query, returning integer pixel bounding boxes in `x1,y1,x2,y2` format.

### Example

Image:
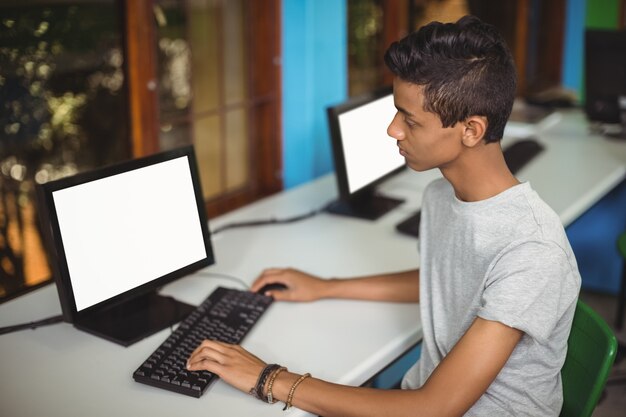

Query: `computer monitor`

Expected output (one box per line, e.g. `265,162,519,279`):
36,146,213,346
585,29,626,125
326,86,405,220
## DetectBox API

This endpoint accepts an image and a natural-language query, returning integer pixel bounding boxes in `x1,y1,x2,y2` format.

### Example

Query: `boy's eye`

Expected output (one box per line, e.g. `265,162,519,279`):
403,117,417,128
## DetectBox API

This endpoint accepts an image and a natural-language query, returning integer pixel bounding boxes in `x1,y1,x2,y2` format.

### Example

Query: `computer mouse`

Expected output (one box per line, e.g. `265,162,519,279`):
256,282,288,295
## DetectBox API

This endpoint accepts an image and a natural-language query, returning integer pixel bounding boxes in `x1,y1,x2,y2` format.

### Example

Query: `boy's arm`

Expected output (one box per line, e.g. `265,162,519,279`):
251,268,420,303
188,317,522,417
412,317,523,415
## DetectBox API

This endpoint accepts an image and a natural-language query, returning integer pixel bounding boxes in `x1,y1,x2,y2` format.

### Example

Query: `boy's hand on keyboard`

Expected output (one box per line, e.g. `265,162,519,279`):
186,340,266,394
252,268,328,302
134,287,274,397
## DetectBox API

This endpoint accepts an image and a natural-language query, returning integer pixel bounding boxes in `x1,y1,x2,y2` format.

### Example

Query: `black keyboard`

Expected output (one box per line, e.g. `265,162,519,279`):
395,210,421,238
503,138,544,174
133,287,273,398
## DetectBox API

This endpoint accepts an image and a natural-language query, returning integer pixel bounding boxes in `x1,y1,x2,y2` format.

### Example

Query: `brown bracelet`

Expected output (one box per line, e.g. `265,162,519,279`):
283,373,311,410
249,364,280,401
265,366,287,404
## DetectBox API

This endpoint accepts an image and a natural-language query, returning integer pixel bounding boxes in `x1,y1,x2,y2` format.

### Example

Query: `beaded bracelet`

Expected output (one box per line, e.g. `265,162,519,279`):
265,366,287,404
249,364,280,401
283,373,311,410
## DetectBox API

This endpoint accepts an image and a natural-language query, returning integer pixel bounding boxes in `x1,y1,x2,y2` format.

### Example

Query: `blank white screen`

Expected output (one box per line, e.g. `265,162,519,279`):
338,94,405,193
52,156,207,311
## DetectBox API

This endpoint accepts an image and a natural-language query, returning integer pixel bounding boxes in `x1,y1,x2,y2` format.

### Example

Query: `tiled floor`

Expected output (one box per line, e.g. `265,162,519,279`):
578,290,626,417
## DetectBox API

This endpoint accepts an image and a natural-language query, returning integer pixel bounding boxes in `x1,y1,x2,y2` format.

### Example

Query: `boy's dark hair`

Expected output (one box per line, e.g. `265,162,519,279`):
384,15,516,143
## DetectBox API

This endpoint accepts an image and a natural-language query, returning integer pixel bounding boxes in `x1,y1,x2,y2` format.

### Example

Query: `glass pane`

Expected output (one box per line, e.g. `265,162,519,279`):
225,108,249,191
223,0,247,106
348,0,385,96
155,1,192,121
192,115,222,199
154,0,253,204
188,0,220,114
160,121,191,151
411,0,469,29
155,0,221,143
0,2,129,301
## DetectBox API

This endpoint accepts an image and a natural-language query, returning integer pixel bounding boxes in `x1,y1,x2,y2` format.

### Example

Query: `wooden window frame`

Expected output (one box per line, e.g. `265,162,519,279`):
124,0,282,218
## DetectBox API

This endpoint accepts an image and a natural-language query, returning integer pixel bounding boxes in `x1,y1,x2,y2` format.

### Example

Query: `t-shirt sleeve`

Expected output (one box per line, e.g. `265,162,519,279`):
476,240,579,345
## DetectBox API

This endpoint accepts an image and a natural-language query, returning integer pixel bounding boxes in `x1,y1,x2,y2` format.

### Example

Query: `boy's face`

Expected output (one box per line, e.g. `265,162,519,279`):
387,78,465,172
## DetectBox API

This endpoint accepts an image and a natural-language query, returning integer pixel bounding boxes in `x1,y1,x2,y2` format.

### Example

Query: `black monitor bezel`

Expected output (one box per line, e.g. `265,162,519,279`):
326,85,405,202
37,145,214,325
584,29,626,124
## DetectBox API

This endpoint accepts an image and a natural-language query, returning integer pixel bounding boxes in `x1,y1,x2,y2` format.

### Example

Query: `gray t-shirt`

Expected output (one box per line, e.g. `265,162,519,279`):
401,178,581,416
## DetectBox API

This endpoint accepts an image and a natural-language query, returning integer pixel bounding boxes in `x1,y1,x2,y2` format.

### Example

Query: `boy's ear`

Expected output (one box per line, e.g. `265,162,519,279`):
461,116,487,147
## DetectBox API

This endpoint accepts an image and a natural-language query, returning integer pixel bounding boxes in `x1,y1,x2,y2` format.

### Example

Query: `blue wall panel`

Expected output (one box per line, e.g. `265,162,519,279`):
281,0,347,189
561,0,586,98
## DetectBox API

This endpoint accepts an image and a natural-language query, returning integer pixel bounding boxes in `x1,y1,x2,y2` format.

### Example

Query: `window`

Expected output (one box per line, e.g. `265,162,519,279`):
0,0,282,302
347,0,567,98
128,0,282,218
0,2,130,301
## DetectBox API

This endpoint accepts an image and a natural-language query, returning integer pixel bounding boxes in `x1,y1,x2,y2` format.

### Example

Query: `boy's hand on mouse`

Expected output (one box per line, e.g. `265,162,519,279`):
251,268,329,302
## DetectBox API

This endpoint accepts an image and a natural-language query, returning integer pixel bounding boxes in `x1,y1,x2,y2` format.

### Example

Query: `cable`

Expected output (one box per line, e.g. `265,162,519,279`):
2,205,328,336
1,275,251,336
193,271,250,289
0,314,64,336
210,202,331,235
166,272,250,335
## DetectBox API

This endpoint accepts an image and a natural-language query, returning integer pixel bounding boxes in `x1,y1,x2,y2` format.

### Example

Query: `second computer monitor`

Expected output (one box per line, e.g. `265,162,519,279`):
585,29,626,125
326,87,405,220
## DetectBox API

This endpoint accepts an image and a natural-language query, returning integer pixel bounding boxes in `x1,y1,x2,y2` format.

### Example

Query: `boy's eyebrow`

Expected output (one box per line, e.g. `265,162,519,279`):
395,105,414,117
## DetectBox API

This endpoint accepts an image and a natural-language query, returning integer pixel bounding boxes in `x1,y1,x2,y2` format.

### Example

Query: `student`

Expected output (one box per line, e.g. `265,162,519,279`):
187,15,581,416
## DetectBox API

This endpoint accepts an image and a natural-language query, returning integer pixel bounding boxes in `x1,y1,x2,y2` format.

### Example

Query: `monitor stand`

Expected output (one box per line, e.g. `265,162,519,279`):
74,291,195,346
326,192,403,220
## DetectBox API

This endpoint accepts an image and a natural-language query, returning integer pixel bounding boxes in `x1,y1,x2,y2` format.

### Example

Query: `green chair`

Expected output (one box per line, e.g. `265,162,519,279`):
616,232,626,330
560,300,618,417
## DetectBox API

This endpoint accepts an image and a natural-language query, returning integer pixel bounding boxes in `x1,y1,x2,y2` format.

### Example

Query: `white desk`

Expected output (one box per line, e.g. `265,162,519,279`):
0,173,426,417
503,108,626,227
1,109,626,417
